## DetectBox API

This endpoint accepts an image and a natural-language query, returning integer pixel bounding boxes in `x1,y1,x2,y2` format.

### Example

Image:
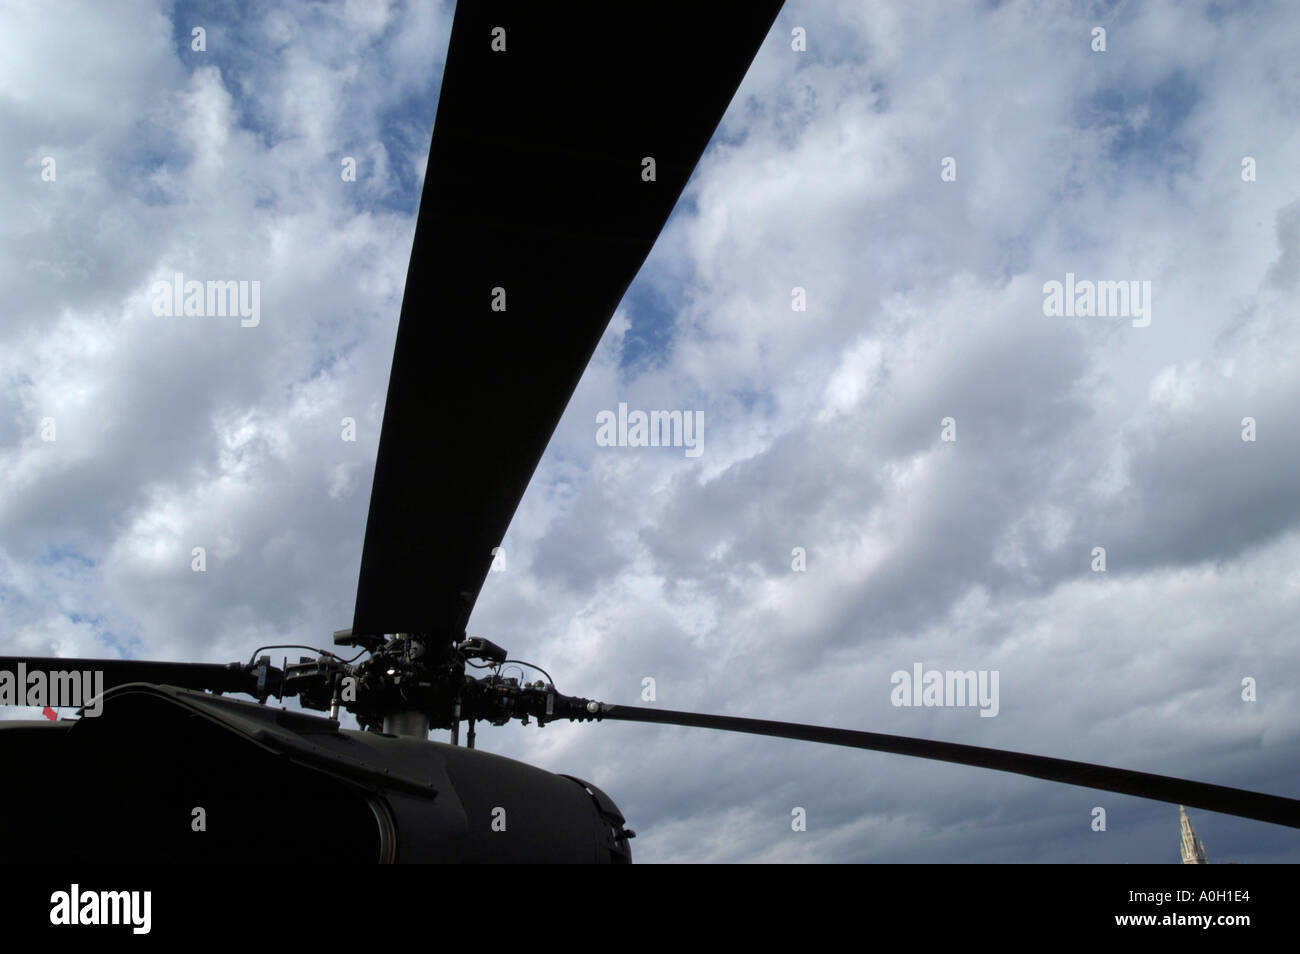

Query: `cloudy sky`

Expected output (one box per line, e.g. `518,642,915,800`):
3,0,1299,863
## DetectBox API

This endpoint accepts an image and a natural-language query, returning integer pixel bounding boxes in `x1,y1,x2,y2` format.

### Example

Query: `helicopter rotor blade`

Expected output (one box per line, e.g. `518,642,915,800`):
598,704,1300,829
350,2,786,641
0,656,258,699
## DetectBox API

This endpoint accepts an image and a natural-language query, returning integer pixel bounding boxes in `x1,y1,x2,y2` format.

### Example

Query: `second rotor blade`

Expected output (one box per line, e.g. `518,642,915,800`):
599,704,1300,829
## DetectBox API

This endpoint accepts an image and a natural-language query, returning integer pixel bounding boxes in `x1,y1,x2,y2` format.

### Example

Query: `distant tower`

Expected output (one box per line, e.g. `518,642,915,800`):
1179,805,1208,864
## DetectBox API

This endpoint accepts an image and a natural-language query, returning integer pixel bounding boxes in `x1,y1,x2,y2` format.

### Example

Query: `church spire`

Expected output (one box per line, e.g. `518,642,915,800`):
1179,805,1208,864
